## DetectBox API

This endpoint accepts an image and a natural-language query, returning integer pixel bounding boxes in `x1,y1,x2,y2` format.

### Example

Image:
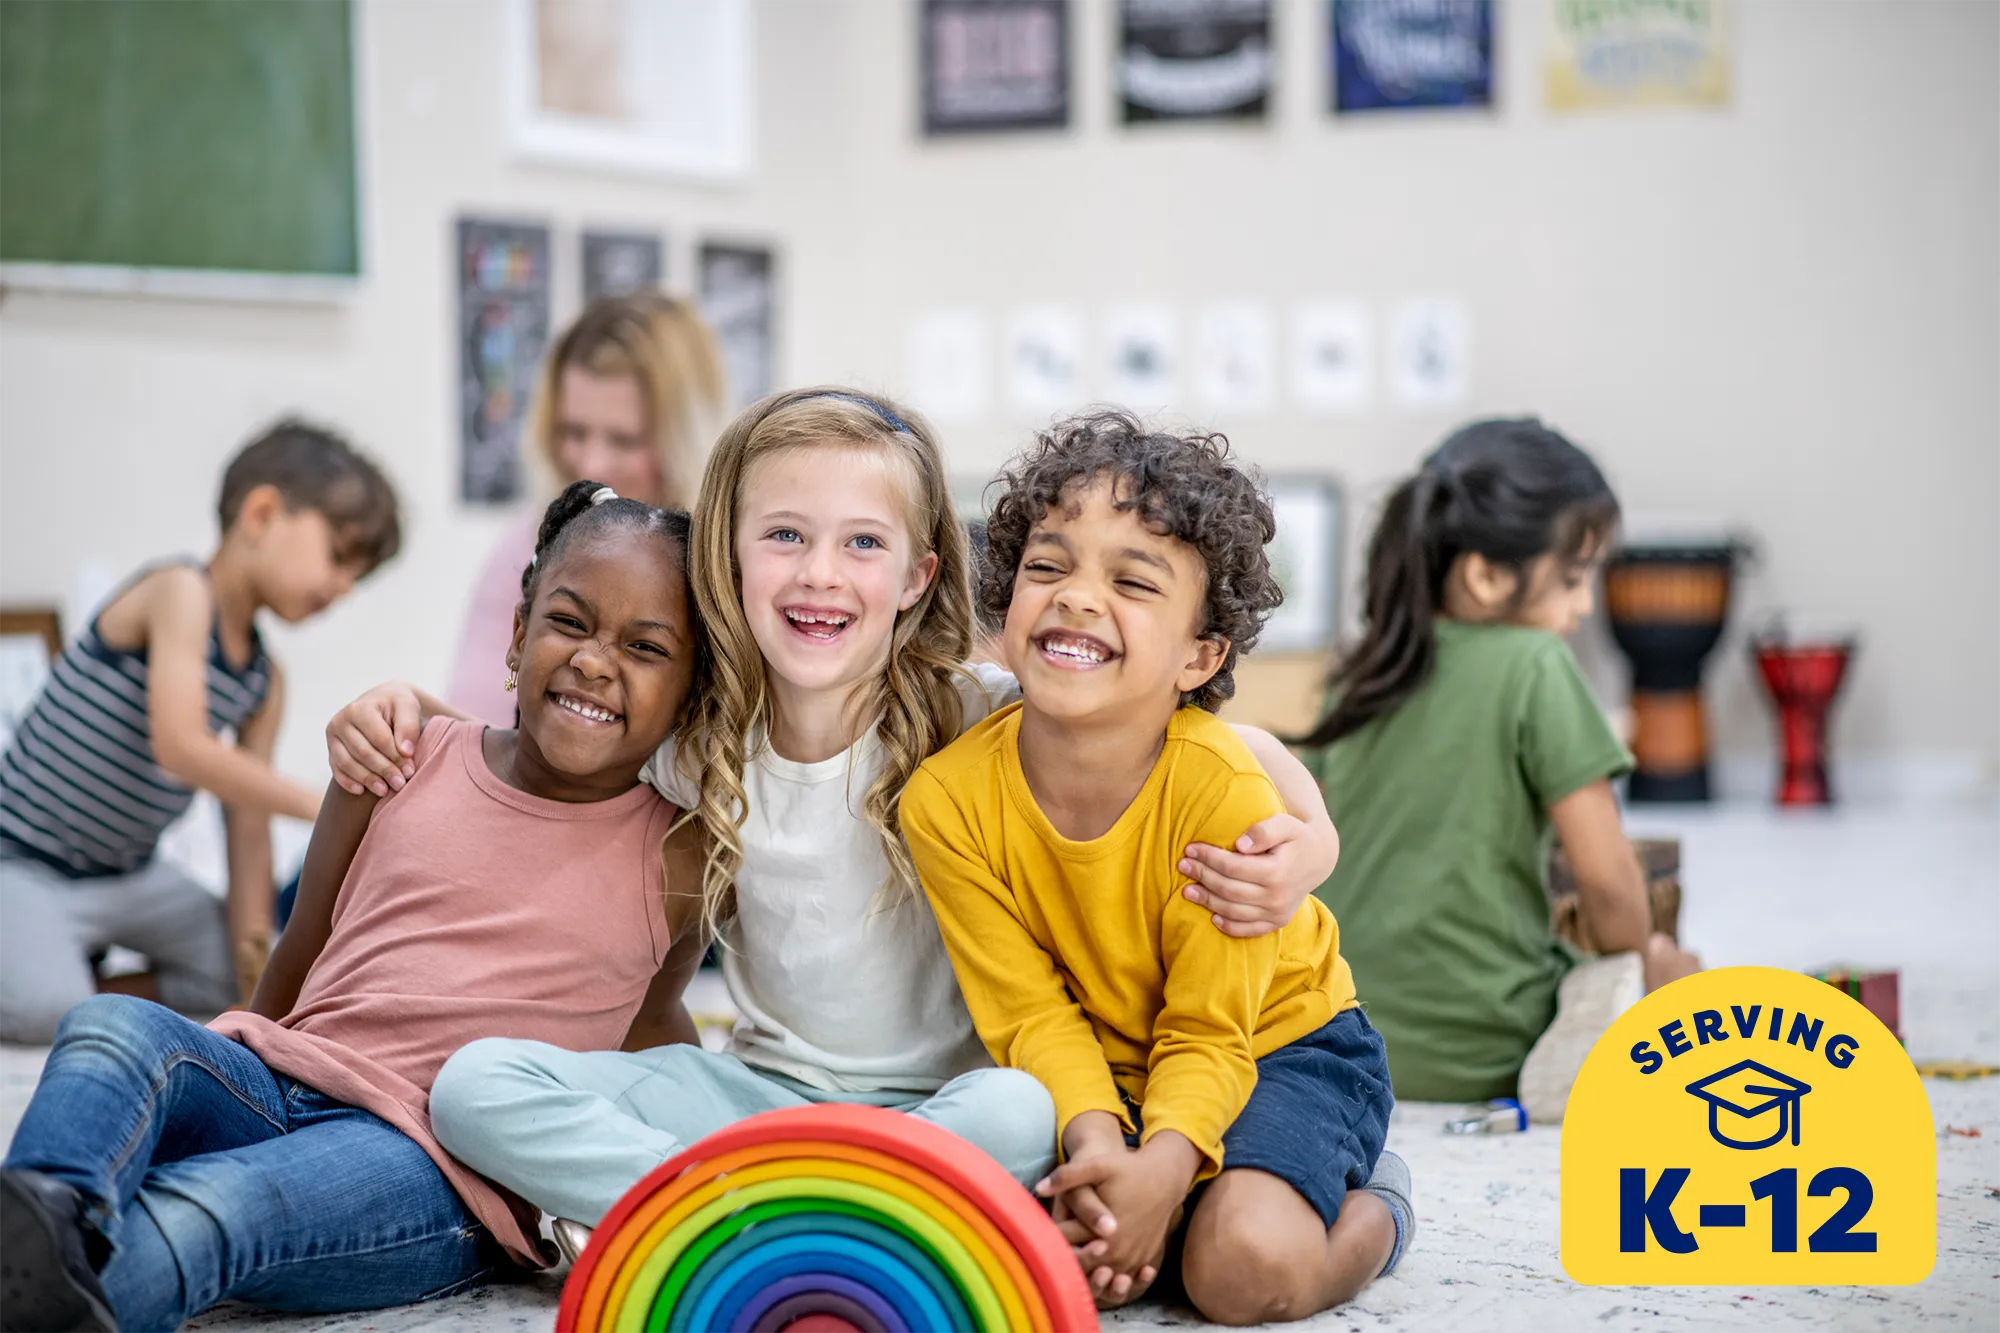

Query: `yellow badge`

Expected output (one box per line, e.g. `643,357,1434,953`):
1562,966,1934,1285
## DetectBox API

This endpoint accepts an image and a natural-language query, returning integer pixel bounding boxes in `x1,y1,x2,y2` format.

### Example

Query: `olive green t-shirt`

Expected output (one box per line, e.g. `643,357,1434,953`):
1302,619,1632,1103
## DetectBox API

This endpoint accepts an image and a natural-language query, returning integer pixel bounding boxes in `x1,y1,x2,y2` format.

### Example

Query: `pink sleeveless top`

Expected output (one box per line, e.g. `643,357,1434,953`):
211,718,674,1265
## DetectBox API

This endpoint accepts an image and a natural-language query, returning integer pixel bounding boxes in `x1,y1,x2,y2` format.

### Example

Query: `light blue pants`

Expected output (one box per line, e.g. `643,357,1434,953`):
430,1039,1057,1226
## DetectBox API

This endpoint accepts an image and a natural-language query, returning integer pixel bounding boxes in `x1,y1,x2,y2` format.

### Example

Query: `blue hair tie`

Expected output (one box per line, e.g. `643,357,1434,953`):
804,391,912,434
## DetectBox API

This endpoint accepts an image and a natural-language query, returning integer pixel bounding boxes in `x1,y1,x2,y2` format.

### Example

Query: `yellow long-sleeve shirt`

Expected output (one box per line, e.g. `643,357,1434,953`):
900,703,1357,1179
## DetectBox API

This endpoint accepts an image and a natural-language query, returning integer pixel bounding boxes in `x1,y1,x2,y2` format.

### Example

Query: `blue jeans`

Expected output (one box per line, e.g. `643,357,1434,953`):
3,996,504,1331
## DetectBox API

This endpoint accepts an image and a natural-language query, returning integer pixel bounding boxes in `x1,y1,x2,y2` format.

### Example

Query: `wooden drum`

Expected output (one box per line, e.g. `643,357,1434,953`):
1603,543,1737,802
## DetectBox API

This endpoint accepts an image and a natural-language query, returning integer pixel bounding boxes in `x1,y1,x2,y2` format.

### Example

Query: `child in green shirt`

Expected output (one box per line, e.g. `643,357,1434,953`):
1297,418,1700,1120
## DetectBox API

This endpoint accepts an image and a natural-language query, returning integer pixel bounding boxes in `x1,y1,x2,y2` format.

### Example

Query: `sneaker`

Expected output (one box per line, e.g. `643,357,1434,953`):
1360,1150,1415,1277
551,1217,595,1267
1517,951,1646,1125
1,1168,116,1332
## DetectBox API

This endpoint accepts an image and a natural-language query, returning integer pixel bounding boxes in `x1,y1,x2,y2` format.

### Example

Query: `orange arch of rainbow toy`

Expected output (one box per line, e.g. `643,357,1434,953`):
556,1102,1099,1333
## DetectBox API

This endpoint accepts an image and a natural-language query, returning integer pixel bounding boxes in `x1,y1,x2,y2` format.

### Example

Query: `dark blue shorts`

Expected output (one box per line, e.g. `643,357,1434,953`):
1125,1007,1394,1228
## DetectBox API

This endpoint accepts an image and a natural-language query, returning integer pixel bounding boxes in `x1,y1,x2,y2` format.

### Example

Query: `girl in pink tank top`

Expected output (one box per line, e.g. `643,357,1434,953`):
1,482,706,1332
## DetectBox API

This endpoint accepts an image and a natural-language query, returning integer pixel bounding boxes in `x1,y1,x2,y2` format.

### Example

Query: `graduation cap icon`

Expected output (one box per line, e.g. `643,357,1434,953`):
1685,1060,1812,1150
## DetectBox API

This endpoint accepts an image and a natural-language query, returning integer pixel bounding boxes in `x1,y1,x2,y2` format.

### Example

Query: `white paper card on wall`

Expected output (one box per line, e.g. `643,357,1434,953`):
906,309,991,421
1290,302,1372,413
1389,298,1471,408
1195,303,1276,414
1006,307,1087,412
505,0,754,181
1100,304,1178,411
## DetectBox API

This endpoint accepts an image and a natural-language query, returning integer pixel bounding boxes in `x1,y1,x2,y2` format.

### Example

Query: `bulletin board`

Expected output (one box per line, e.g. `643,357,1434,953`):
0,0,361,299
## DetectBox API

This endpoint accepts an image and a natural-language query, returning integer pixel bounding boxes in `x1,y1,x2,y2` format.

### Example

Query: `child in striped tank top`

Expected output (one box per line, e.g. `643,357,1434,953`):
0,420,401,1042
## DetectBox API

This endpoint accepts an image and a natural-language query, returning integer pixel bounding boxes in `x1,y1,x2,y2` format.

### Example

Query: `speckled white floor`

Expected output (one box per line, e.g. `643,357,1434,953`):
4,800,1995,1331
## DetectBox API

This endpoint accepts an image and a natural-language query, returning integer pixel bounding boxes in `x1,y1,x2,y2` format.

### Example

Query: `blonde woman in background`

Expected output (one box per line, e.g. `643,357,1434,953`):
448,294,726,724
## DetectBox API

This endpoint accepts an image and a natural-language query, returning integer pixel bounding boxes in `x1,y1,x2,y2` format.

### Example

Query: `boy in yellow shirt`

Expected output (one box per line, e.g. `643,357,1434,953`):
900,412,1412,1324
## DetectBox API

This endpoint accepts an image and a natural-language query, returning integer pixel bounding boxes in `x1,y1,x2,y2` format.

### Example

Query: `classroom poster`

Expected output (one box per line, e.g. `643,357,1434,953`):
1120,0,1273,123
581,230,664,301
922,0,1069,134
907,309,992,421
1194,303,1276,413
457,217,550,504
1290,301,1372,412
1006,307,1086,411
1101,304,1178,410
1332,0,1493,113
1544,0,1730,111
1389,297,1471,408
699,243,775,407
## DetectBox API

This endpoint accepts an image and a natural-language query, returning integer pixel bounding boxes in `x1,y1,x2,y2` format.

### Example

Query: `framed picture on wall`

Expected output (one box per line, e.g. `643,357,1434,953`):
923,0,1070,134
581,230,664,302
457,217,551,504
505,0,752,180
700,242,776,408
1259,475,1343,654
1331,0,1493,114
1120,0,1272,124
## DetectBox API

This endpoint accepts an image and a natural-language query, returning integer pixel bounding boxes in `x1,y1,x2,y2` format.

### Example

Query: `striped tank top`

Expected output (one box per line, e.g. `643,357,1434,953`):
0,562,273,878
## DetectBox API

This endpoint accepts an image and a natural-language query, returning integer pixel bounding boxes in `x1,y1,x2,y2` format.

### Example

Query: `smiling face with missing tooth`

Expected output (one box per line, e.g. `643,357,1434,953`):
733,442,939,732
1001,472,1225,729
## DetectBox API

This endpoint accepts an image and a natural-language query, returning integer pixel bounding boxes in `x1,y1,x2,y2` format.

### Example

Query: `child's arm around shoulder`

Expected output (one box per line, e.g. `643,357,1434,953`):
327,680,478,798
249,778,378,1019
620,815,709,1052
1172,723,1339,937
127,567,319,821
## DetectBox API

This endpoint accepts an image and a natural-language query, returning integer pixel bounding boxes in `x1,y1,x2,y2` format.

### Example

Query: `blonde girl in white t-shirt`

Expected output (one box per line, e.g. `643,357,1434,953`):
322,387,1340,1247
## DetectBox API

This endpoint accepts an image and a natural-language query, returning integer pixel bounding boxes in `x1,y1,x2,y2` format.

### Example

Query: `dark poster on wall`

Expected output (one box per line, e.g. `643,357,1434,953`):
1332,0,1492,113
457,217,550,504
581,230,664,302
923,0,1069,133
1119,0,1272,123
699,243,775,408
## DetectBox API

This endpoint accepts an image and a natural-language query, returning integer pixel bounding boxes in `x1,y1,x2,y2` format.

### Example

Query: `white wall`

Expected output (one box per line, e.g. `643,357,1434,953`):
2,0,1996,809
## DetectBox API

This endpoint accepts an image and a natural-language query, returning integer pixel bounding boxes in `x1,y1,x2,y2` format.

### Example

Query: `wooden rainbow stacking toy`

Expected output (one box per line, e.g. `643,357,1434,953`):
557,1103,1099,1333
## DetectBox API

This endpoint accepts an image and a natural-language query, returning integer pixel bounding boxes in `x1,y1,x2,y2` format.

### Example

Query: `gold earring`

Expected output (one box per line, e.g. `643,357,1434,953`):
503,671,517,693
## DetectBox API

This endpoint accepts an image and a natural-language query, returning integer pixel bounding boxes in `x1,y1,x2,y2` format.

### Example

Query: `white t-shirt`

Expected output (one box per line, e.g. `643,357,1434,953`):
641,661,1020,1093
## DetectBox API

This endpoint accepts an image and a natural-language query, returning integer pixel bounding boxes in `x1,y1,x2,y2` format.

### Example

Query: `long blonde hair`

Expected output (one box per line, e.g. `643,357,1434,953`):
677,387,975,931
528,293,728,507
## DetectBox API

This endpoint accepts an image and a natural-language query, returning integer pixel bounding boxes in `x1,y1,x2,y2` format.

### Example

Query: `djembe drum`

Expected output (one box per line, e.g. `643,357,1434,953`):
1752,629,1855,806
1603,543,1736,802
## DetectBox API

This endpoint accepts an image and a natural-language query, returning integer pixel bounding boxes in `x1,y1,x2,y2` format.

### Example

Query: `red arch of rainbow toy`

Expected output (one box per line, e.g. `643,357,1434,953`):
556,1102,1099,1333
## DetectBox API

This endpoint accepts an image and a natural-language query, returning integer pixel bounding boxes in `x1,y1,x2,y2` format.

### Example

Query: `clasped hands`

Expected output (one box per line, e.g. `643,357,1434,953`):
1036,1111,1202,1309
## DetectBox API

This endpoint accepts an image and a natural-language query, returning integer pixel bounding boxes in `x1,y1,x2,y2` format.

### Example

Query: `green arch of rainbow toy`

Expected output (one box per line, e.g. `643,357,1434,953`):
557,1103,1100,1333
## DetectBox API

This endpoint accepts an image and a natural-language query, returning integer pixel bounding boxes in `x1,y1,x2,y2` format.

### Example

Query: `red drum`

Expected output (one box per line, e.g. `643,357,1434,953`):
1752,628,1856,806
1603,542,1738,802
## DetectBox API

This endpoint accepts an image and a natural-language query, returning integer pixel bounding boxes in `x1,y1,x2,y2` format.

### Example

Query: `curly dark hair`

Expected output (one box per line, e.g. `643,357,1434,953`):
978,411,1282,712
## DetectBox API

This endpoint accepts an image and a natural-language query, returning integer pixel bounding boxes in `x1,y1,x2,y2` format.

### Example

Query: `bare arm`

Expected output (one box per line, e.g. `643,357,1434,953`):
327,680,474,796
249,780,378,1020
140,568,319,821
220,663,285,1001
1548,779,1650,955
621,818,710,1052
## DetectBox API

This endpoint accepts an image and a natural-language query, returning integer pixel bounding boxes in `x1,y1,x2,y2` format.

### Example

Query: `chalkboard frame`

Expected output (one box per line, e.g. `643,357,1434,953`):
0,0,366,304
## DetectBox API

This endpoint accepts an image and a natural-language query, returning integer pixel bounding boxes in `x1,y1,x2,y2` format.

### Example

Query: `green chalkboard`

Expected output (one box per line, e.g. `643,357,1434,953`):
0,0,358,282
